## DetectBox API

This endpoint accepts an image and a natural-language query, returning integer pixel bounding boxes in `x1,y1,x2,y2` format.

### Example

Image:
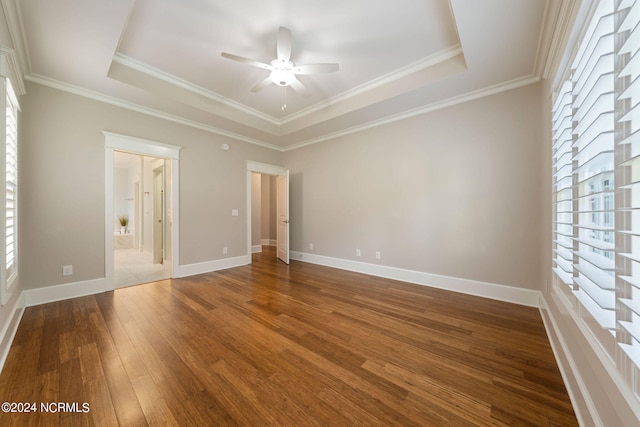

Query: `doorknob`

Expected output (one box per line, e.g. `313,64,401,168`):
283,219,290,224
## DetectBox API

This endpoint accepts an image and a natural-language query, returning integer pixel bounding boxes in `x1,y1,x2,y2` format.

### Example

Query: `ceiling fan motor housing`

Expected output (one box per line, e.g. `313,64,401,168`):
269,59,295,86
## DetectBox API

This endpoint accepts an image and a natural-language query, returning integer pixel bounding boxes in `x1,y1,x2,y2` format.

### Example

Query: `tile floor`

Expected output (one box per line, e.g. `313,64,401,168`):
114,249,171,287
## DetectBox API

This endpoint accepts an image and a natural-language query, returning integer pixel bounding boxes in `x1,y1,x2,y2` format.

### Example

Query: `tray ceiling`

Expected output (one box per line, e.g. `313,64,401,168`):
7,0,550,150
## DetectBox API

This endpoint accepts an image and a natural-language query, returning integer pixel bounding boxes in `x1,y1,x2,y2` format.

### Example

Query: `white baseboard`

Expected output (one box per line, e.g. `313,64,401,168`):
0,290,25,374
23,255,251,306
290,251,541,307
540,288,640,426
24,277,110,307
251,245,262,253
174,255,250,278
261,239,277,247
539,295,593,427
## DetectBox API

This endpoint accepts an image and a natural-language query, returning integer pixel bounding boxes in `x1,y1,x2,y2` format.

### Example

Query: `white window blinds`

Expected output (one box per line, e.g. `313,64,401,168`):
616,0,640,371
551,0,640,378
552,1,616,331
5,79,16,286
552,81,575,287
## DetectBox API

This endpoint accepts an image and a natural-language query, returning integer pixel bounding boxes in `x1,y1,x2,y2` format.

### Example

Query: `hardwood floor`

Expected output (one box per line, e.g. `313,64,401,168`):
0,247,577,426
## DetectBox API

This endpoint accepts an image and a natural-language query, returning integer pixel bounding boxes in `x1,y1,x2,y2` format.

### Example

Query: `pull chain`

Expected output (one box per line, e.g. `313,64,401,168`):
281,86,287,111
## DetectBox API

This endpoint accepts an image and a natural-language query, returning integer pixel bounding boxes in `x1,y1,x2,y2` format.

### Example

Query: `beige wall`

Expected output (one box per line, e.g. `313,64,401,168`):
19,82,281,289
251,172,261,246
284,83,543,290
11,66,637,424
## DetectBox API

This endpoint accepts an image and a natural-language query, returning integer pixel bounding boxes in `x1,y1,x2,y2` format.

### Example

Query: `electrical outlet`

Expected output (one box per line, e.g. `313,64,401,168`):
356,249,361,257
63,265,73,276
309,243,314,250
223,247,228,255
375,251,381,260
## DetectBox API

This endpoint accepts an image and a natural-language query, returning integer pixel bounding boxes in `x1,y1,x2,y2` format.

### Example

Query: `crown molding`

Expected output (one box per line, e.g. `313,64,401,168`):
24,70,540,155
541,0,582,88
25,73,283,151
284,74,540,152
112,53,281,126
533,0,554,77
0,0,31,78
24,70,540,154
114,45,463,132
279,45,464,125
0,47,25,95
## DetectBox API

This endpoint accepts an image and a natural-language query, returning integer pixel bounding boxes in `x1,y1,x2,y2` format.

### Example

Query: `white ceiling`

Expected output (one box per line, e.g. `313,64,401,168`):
8,0,552,150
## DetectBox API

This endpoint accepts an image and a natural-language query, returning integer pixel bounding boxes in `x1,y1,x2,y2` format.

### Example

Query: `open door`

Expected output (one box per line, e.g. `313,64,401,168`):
153,165,165,264
276,170,290,264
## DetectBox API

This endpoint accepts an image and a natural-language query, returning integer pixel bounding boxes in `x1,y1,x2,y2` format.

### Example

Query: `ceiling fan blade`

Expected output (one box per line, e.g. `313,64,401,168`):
251,77,273,93
292,63,339,75
289,77,310,98
277,26,292,61
221,52,271,70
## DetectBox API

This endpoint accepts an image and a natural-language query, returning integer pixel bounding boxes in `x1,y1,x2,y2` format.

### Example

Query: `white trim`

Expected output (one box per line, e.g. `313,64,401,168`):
261,239,277,247
547,0,594,93
24,71,545,154
104,131,181,159
251,245,262,253
112,53,280,126
545,283,640,423
22,254,250,304
0,47,25,95
290,251,541,307
105,147,115,291
539,296,595,427
0,0,32,77
246,161,287,262
173,255,250,278
0,290,24,373
104,132,181,289
25,72,544,155
283,74,540,151
24,277,107,307
115,46,463,129
26,74,282,151
247,160,287,176
280,45,463,125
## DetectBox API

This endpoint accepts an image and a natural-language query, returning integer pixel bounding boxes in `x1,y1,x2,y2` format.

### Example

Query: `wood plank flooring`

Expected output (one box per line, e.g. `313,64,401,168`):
0,247,577,426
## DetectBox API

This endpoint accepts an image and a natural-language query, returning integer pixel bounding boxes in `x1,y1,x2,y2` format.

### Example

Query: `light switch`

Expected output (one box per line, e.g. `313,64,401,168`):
231,209,239,216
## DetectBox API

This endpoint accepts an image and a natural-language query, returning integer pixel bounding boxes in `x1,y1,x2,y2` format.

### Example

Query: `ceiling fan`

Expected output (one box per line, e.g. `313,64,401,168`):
221,26,339,100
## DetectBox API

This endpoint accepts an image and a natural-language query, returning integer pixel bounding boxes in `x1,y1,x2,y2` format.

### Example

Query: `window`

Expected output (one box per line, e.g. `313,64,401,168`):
0,58,19,305
551,0,640,389
5,79,16,288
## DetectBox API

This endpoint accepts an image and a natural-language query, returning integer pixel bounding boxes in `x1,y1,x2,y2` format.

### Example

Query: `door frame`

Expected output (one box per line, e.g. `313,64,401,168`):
246,161,288,263
104,132,181,290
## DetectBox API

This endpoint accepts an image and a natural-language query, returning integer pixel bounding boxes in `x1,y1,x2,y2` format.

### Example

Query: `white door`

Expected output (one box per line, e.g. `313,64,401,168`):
276,170,290,264
153,166,164,264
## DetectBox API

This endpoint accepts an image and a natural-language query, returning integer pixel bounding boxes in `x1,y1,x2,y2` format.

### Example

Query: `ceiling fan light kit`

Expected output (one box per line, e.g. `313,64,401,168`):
269,60,296,86
221,26,339,106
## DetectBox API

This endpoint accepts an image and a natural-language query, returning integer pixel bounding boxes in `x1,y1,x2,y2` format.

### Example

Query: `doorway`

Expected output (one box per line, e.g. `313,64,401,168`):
251,172,278,253
247,161,289,264
113,152,171,287
104,131,181,292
